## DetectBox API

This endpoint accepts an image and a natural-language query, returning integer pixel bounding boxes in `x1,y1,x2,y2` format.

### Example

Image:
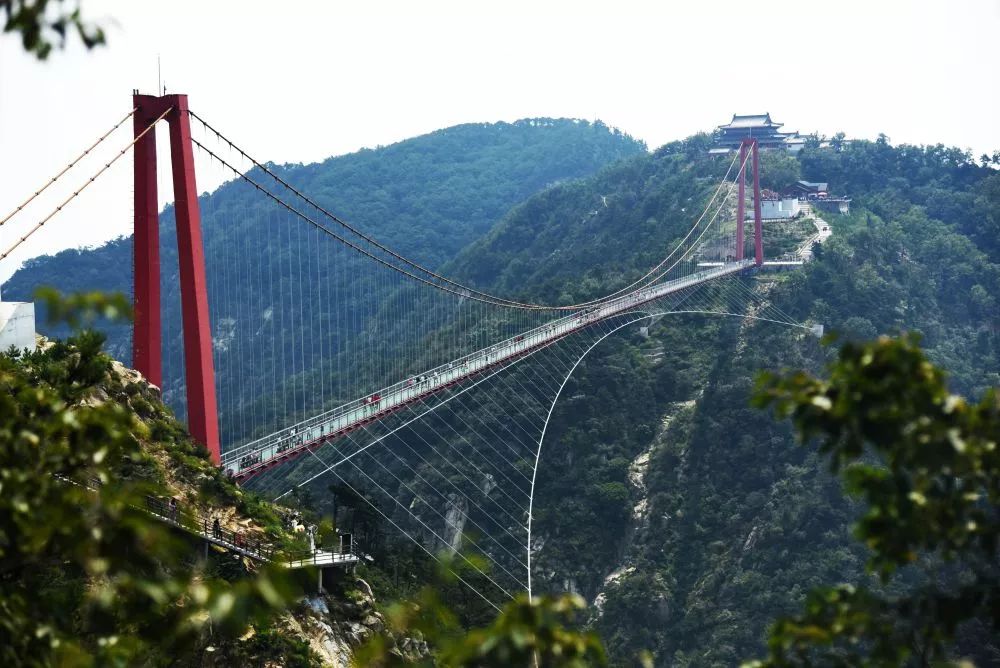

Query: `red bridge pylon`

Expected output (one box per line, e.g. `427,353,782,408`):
735,138,764,266
132,92,220,463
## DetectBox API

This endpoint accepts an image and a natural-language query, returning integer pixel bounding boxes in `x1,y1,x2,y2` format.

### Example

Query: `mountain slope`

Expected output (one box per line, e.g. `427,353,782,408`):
7,120,996,664
439,136,999,664
3,118,645,433
447,134,721,304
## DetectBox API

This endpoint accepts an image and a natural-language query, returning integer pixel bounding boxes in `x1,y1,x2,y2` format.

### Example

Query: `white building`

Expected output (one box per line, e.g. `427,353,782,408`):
0,299,36,353
759,198,801,220
0,225,38,353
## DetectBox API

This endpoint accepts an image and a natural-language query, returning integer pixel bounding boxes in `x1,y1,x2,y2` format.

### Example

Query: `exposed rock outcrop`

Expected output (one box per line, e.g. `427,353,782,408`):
291,579,429,666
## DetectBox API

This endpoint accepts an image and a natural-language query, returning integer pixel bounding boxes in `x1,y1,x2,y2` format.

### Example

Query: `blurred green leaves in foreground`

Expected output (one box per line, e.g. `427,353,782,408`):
0,290,296,666
746,333,999,666
1,0,105,60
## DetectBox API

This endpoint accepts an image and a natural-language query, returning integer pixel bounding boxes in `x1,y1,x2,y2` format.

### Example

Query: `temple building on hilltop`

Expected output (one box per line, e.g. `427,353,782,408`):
712,113,804,153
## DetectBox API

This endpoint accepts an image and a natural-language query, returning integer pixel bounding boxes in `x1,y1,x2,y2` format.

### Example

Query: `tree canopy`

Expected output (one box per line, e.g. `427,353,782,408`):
0,292,297,665
1,0,105,59
746,334,999,666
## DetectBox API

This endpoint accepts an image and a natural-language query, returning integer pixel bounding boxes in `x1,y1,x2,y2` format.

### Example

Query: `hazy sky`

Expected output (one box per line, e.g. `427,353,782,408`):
1,0,997,281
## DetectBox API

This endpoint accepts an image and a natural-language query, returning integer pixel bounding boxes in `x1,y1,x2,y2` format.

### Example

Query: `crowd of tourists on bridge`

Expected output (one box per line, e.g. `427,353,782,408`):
226,302,673,477
237,452,263,471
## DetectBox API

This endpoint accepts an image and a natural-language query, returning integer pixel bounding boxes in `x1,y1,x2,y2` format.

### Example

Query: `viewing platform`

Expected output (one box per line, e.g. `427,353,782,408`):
142,495,359,570
58,477,358,575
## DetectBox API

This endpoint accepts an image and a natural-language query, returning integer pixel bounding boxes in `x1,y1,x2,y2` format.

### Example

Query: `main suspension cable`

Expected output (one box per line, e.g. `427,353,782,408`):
189,110,745,311
0,109,137,228
189,110,534,309
189,135,536,310
598,148,749,296
0,107,171,263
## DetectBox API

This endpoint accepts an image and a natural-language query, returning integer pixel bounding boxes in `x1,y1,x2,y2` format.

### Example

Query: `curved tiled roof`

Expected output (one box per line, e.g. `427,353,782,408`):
718,113,783,130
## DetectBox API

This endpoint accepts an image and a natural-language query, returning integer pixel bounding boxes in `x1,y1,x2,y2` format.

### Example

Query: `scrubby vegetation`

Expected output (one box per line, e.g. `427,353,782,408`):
0,294,314,665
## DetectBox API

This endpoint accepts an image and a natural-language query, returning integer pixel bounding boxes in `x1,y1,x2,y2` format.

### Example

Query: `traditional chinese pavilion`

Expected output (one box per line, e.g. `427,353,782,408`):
715,113,800,150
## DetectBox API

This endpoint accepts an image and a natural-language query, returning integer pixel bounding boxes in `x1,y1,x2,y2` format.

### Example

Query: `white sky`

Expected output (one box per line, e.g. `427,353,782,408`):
0,0,997,282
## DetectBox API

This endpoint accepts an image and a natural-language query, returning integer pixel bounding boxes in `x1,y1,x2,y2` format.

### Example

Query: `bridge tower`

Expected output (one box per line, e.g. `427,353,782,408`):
735,138,764,266
131,92,220,463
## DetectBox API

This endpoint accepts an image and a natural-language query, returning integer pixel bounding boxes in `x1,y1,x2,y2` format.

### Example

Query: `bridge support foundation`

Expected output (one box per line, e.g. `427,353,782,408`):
132,92,221,463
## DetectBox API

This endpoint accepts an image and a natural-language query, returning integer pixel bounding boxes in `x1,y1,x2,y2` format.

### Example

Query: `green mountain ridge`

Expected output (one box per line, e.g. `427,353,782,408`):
447,135,998,665
4,117,644,435
4,121,998,665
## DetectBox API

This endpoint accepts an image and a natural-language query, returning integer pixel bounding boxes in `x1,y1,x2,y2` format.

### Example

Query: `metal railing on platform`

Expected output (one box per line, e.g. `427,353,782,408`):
142,495,357,568
56,476,357,568
143,495,279,561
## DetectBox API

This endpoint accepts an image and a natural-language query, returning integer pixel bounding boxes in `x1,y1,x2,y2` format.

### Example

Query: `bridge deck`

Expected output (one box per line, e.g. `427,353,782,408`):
221,261,754,479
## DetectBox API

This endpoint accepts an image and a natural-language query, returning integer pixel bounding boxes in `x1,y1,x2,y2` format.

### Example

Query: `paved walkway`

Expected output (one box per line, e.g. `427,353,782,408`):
795,202,833,261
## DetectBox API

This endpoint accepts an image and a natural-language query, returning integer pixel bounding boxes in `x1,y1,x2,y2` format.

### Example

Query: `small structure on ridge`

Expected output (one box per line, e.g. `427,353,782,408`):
712,113,805,153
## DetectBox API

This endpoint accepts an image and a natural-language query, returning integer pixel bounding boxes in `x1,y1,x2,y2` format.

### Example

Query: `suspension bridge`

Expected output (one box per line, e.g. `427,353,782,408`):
2,92,821,610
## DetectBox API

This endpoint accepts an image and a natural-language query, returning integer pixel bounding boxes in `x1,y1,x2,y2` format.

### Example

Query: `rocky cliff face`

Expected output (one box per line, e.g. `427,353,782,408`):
283,579,428,667
82,336,409,667
590,399,694,622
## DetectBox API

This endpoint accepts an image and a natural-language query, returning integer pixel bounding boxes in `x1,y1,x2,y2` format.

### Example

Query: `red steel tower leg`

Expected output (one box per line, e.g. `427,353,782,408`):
736,140,748,261
131,92,220,464
167,95,220,463
133,95,162,388
751,139,763,266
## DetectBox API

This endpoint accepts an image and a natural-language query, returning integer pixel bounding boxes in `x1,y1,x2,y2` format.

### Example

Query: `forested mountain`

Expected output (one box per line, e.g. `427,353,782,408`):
440,136,997,665
447,134,722,302
265,132,999,665
5,118,997,665
3,118,644,432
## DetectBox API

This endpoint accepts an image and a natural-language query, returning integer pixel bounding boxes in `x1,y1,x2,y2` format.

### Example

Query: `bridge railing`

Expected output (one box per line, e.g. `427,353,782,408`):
282,537,356,568
143,494,279,561
219,306,586,467
220,260,757,474
144,495,363,565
